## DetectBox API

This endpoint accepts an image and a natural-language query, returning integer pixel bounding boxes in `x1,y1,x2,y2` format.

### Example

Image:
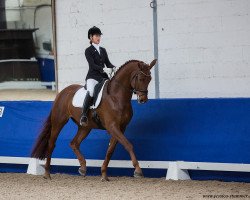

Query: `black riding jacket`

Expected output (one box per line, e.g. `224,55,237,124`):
85,44,115,82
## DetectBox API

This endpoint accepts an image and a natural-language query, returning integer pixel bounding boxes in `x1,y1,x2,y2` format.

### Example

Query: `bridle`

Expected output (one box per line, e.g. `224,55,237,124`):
112,69,151,98
131,70,151,96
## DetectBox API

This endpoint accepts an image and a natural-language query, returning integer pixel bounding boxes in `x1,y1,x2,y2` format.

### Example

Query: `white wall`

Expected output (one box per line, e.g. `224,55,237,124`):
56,0,250,98
157,0,250,98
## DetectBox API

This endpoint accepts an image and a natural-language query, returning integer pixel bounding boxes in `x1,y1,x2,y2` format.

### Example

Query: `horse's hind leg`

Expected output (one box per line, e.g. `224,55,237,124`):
44,118,68,179
70,126,91,176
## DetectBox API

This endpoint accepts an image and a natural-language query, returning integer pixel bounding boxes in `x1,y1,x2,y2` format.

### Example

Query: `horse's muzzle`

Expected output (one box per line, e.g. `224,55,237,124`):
137,94,148,104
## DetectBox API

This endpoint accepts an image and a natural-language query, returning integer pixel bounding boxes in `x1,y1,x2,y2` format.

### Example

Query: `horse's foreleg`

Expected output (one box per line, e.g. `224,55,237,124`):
107,124,143,178
101,137,118,181
70,126,91,176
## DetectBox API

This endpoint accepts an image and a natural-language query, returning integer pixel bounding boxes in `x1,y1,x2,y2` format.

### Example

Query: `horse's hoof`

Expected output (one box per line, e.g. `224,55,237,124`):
78,167,86,176
101,176,110,182
134,171,144,178
43,174,51,180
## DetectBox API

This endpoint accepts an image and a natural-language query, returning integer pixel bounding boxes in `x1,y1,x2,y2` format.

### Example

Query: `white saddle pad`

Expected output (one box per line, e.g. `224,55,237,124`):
72,80,108,109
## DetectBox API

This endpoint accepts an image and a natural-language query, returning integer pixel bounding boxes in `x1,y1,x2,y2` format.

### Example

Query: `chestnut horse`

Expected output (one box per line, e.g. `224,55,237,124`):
31,59,157,180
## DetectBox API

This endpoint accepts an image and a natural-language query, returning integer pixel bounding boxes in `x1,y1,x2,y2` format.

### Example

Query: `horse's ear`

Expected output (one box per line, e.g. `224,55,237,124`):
138,62,144,70
149,59,157,70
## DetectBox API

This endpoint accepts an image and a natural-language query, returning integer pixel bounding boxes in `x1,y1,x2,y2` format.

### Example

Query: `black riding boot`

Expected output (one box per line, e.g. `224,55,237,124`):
79,91,92,126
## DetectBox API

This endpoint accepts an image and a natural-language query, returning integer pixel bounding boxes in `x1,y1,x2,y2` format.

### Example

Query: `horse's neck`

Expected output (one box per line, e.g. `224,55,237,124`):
109,63,136,100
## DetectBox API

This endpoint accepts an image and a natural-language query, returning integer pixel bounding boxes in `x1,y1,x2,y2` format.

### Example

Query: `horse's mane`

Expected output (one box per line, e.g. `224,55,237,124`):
110,59,141,81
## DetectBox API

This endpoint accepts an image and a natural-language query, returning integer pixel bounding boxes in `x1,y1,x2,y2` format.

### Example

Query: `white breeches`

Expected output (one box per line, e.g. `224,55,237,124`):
86,79,98,97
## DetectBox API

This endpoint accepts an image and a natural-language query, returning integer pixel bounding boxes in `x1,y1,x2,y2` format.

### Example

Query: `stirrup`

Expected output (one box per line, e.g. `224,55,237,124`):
80,114,88,126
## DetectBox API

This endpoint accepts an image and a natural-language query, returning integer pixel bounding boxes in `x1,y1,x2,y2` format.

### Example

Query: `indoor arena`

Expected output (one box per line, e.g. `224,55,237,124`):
0,0,250,199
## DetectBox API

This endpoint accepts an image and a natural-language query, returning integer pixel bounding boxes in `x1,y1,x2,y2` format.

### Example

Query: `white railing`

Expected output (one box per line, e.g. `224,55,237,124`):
41,81,56,91
0,156,250,180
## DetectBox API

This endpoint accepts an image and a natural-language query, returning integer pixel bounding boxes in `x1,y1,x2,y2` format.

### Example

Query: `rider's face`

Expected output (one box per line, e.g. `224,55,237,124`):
90,34,101,44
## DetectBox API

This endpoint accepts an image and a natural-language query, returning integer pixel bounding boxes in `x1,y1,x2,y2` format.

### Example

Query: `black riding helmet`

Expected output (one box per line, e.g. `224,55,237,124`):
88,26,103,39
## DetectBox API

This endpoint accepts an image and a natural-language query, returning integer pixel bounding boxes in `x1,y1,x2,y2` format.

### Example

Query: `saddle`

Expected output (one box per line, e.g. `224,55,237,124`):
72,78,108,109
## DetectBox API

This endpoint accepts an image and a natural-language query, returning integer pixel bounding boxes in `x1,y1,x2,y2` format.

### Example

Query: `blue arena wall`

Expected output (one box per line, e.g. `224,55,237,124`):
0,99,250,182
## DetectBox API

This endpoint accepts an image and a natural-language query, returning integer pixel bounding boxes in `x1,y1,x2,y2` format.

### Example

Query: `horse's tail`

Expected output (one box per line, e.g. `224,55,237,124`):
31,111,52,160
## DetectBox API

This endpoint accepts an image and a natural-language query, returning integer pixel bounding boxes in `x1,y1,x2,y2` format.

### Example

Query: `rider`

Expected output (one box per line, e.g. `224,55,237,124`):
80,26,116,126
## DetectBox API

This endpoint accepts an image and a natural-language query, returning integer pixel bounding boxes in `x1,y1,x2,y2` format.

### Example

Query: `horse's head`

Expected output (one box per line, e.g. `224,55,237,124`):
131,59,157,104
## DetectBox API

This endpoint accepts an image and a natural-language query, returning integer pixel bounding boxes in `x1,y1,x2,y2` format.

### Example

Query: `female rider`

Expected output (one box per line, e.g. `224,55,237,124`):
80,26,115,126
